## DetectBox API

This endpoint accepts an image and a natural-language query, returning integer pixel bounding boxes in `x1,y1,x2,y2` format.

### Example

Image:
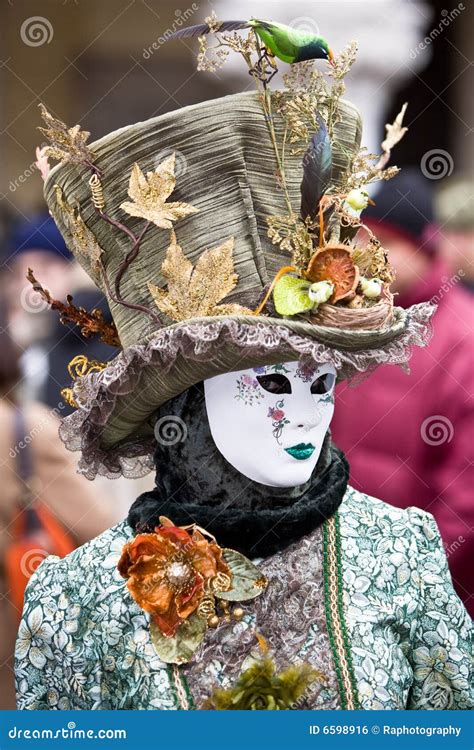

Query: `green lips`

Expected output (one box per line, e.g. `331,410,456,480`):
284,443,316,460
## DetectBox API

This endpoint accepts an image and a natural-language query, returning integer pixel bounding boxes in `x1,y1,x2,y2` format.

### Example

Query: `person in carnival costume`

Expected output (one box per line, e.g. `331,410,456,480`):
16,18,472,711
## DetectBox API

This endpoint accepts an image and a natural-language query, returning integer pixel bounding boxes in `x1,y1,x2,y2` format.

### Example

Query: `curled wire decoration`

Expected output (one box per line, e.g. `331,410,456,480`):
67,354,107,380
61,355,108,409
212,572,232,593
60,387,78,408
197,595,216,620
88,174,106,211
87,166,163,327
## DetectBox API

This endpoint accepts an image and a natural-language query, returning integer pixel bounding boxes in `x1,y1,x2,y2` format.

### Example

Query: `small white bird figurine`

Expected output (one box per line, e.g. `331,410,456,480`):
360,277,383,299
343,188,374,218
308,280,334,306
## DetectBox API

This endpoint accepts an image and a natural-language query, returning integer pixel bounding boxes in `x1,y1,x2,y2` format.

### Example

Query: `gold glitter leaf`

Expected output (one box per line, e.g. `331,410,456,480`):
148,233,252,322
121,155,198,229
38,104,95,168
53,185,103,280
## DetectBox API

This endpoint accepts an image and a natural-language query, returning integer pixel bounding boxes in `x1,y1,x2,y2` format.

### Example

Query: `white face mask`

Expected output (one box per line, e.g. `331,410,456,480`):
204,361,336,487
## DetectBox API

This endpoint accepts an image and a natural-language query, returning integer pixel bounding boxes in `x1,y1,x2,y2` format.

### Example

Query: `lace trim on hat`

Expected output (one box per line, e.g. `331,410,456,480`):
58,302,434,480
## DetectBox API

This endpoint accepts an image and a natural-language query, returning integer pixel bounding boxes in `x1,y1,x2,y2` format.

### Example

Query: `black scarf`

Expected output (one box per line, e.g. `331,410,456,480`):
128,383,349,558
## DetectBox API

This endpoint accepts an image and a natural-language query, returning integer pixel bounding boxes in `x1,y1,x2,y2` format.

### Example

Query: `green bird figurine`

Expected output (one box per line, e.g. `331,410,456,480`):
168,19,333,64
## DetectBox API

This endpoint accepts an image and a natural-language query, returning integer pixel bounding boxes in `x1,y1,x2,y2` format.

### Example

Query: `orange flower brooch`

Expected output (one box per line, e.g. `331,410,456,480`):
118,516,267,664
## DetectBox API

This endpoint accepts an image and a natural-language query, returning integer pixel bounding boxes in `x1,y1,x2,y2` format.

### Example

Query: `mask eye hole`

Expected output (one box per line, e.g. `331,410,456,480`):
311,372,336,395
256,374,292,395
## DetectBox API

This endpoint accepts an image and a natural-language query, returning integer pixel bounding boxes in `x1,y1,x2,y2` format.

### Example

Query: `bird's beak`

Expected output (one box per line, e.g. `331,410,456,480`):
328,48,335,65
368,198,376,206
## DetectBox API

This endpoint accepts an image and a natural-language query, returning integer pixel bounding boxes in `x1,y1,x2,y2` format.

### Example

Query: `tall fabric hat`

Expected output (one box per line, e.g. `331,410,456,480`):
34,32,434,479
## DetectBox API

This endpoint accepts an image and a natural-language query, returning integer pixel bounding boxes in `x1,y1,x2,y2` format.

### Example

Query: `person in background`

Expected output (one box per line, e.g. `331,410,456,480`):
435,179,474,293
5,214,116,411
331,168,474,616
0,296,114,709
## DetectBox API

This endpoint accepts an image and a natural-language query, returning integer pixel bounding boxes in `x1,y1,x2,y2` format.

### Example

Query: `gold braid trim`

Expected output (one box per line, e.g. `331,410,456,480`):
324,515,358,710
172,665,190,710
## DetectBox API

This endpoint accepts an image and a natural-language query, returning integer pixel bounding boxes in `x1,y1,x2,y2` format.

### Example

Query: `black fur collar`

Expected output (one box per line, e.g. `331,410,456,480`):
128,444,349,558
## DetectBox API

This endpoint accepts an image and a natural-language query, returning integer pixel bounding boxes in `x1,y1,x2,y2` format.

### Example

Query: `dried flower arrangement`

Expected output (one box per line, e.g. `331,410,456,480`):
193,12,408,329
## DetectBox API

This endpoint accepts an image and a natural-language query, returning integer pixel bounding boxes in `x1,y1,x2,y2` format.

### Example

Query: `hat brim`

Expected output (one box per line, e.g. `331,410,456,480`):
60,303,435,480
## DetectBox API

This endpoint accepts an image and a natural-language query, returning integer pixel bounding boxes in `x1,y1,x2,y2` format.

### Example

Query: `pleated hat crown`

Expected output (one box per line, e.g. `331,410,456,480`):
44,91,362,349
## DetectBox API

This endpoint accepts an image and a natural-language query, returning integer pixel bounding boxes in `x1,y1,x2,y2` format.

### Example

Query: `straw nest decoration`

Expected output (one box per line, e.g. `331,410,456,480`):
311,296,394,330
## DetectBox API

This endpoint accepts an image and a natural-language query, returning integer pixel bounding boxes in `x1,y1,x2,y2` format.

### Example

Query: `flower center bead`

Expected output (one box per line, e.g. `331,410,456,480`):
166,560,192,589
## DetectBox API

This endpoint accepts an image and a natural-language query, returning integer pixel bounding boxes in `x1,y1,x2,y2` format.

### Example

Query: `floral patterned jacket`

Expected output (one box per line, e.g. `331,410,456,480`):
15,487,472,711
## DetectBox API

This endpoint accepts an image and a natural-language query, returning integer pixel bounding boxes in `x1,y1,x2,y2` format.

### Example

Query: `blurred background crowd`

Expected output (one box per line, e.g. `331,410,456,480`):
0,0,472,709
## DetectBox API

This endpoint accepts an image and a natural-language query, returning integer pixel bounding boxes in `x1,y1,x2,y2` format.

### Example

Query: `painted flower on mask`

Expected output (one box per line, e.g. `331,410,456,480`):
269,363,291,374
295,363,316,383
235,374,263,405
267,401,290,444
319,392,334,405
118,524,231,638
268,407,285,422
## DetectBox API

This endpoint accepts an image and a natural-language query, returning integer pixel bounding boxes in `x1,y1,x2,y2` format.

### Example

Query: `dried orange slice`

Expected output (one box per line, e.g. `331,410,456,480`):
305,245,359,303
